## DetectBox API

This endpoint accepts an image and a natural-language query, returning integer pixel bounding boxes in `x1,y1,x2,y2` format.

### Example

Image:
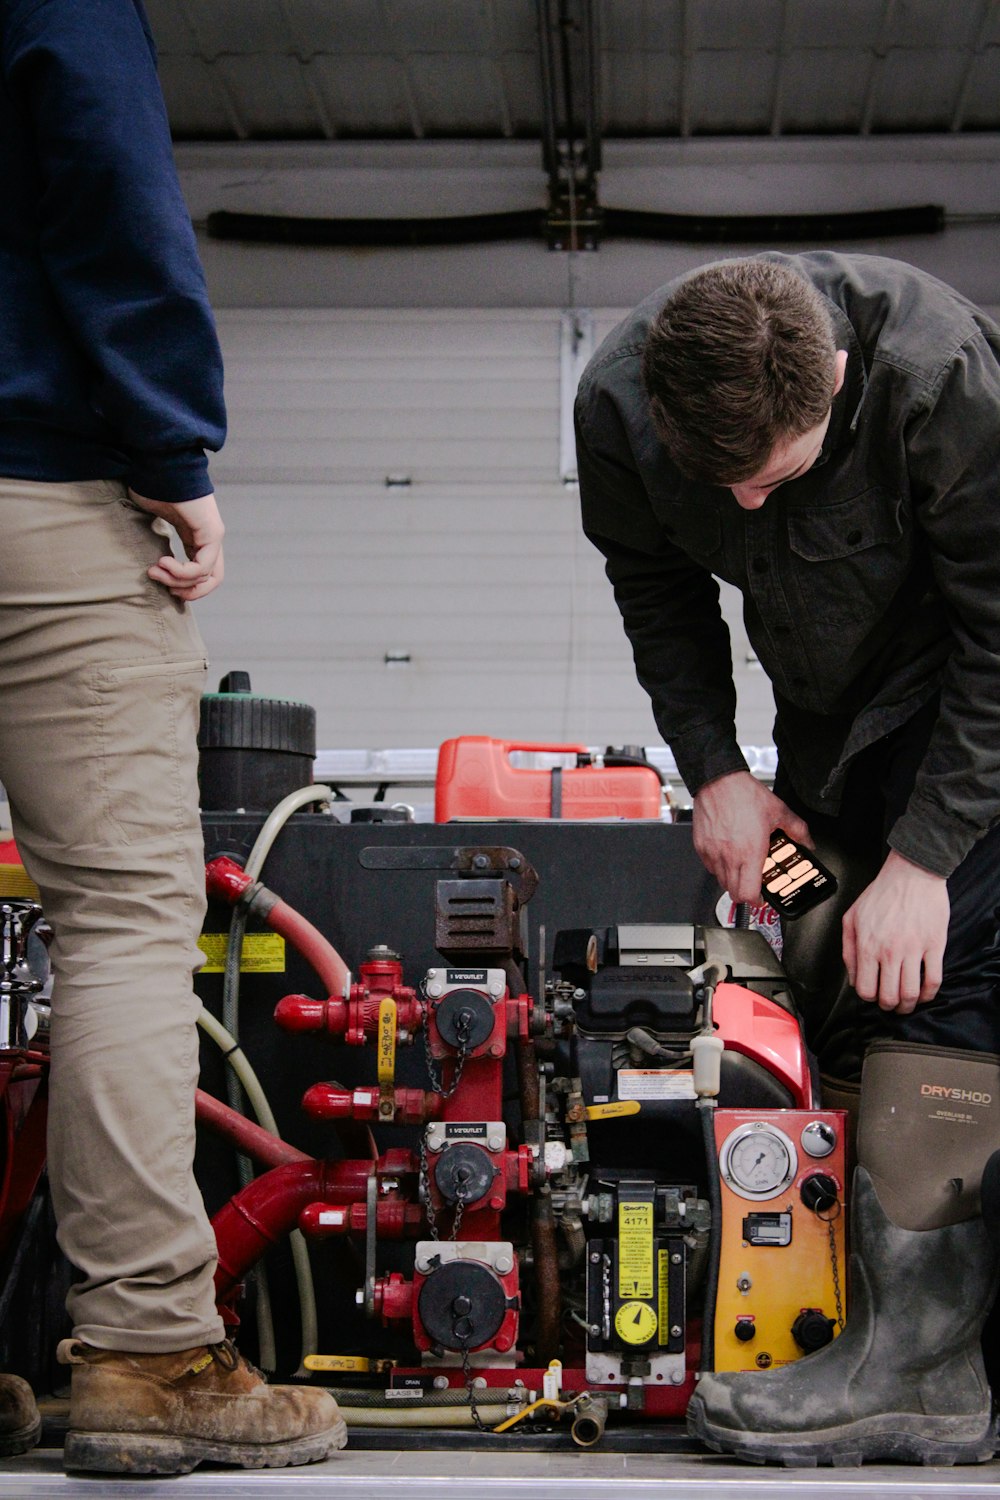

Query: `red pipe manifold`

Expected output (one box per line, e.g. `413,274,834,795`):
211,1150,420,1297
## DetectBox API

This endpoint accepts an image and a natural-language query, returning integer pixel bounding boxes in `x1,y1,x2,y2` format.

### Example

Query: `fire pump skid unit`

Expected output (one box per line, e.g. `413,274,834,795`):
195,819,848,1442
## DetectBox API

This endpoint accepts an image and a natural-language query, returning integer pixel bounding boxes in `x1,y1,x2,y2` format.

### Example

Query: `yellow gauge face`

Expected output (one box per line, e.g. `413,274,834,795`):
615,1300,658,1345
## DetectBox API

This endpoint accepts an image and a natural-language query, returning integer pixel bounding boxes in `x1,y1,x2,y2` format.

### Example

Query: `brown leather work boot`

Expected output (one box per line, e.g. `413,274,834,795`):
58,1338,347,1475
0,1374,41,1456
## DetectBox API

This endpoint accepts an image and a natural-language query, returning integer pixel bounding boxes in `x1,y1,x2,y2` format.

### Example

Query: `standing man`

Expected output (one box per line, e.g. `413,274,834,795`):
576,253,1000,1465
0,0,345,1476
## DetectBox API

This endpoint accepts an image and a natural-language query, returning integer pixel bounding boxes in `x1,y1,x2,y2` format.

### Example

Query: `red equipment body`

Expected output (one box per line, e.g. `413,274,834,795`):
712,982,811,1108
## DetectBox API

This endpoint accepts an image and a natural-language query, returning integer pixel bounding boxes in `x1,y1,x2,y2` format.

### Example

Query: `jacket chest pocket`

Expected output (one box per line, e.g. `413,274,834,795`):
654,501,724,569
786,487,903,561
785,487,908,623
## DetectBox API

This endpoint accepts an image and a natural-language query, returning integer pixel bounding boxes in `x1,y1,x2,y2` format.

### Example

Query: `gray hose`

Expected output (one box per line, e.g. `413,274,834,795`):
219,906,276,1372
337,1406,513,1428
197,1009,318,1373
213,785,335,1373
328,1387,529,1408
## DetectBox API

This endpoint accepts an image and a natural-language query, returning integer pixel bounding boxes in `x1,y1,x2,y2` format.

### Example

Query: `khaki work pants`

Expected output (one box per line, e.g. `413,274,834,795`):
0,477,224,1351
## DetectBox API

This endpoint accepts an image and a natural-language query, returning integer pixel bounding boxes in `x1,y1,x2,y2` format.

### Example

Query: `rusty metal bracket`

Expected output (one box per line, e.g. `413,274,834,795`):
358,846,538,904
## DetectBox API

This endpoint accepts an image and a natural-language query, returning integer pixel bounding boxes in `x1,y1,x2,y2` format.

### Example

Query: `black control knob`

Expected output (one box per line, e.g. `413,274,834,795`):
791,1308,836,1353
417,1260,507,1352
434,989,495,1050
734,1318,756,1343
434,1142,495,1206
800,1172,839,1214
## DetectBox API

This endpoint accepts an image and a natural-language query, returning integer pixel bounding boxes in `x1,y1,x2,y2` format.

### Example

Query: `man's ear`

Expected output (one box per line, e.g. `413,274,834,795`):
832,348,848,396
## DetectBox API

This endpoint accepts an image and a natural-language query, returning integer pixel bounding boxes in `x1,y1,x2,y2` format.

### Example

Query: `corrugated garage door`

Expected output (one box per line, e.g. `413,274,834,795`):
196,308,773,752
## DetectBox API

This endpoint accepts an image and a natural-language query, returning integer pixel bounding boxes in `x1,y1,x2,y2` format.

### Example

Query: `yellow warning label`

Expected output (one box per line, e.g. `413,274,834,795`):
618,1200,654,1299
658,1249,670,1344
377,998,397,1084
0,864,40,901
197,932,286,974
615,1300,657,1346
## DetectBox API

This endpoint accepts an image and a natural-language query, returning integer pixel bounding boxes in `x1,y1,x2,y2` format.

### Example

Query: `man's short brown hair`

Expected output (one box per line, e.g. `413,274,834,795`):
641,259,838,484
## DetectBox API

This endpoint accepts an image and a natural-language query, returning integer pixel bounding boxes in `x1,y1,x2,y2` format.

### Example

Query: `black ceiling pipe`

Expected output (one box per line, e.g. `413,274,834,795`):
206,202,945,248
603,203,945,242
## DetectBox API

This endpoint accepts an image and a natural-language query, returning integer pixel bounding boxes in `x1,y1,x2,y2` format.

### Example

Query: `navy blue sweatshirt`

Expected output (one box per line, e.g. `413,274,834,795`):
0,0,225,502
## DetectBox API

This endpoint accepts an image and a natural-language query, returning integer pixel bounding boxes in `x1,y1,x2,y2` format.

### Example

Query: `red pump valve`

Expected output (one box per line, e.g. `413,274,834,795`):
302,1083,441,1126
299,1200,424,1240
275,950,421,1045
372,1244,520,1357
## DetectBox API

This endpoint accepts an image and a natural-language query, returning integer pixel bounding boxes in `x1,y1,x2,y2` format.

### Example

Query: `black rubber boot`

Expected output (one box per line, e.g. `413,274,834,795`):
687,1042,1000,1467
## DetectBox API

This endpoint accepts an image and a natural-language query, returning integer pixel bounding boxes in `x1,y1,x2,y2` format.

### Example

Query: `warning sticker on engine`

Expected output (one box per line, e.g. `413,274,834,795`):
618,1201,653,1298
197,933,286,973
618,1069,695,1101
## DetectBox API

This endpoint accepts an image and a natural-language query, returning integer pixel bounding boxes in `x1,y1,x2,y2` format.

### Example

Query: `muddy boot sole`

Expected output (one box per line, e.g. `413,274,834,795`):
687,1395,996,1468
63,1416,347,1476
0,1415,41,1458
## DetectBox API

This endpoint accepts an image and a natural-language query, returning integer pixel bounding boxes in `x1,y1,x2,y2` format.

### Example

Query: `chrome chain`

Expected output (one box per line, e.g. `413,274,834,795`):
460,1344,490,1434
420,999,473,1101
418,1134,469,1242
820,1200,846,1332
420,992,485,1420
418,1136,439,1240
418,987,473,1242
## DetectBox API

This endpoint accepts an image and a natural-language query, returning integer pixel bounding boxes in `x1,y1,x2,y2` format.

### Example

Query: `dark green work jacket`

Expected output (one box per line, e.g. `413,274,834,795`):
576,252,1000,878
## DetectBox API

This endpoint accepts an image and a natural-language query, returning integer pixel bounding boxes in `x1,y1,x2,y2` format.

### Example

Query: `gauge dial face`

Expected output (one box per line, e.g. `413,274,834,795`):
800,1120,837,1159
720,1122,797,1200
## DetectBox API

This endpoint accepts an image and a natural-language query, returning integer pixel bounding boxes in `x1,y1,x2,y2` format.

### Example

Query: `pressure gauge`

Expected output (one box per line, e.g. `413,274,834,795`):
720,1121,798,1201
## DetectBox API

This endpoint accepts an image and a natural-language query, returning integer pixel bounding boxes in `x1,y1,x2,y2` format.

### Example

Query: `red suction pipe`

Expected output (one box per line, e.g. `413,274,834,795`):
211,1154,421,1297
213,1161,330,1298
194,1088,310,1170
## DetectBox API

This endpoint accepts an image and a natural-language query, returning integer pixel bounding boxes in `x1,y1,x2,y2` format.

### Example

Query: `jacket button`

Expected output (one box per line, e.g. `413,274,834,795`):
846,529,863,545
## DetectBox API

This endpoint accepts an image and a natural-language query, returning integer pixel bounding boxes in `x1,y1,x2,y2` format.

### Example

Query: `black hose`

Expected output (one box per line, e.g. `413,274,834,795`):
206,203,945,249
599,750,668,790
697,1098,722,1375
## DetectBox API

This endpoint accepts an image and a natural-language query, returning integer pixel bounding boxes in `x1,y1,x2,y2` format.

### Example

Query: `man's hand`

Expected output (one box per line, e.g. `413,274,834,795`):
842,850,948,1012
692,770,813,903
128,490,225,601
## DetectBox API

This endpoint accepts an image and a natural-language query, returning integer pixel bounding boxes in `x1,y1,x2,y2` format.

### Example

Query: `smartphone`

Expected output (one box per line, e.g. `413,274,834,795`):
761,829,837,919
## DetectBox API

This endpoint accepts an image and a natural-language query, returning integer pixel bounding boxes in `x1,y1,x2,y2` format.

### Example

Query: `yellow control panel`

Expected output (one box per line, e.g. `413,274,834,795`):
713,1108,848,1373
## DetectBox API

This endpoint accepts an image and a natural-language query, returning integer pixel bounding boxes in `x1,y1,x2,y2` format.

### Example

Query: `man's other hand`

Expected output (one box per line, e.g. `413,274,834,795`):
128,491,225,601
842,850,948,1012
692,770,813,904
